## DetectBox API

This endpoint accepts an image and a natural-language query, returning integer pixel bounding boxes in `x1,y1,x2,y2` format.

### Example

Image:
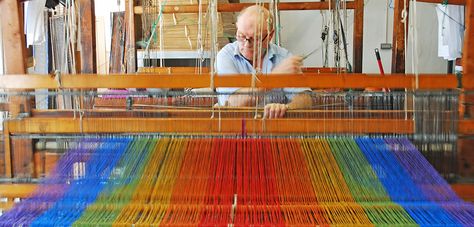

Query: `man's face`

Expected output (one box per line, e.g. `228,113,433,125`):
236,17,271,61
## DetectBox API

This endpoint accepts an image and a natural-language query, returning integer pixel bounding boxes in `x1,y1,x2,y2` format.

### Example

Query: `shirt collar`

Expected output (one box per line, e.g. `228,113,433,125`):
232,41,277,62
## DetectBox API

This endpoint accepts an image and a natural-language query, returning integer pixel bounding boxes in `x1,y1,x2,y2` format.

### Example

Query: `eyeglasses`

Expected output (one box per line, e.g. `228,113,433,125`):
235,31,272,45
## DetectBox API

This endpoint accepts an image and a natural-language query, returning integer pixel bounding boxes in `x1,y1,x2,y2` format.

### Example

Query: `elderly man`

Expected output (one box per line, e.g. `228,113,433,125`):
216,5,312,119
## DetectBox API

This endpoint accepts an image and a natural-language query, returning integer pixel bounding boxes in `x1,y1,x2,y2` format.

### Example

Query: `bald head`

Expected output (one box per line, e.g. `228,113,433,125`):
236,5,273,31
235,5,274,61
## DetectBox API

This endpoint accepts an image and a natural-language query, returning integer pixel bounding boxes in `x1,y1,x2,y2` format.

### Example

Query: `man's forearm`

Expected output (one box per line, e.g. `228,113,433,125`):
287,93,313,109
227,88,266,107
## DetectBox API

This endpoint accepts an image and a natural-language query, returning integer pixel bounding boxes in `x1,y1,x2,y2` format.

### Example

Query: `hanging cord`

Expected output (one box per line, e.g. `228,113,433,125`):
159,1,164,67
143,0,167,66
402,0,408,71
196,0,204,74
252,1,265,75
332,0,341,70
385,0,391,44
270,0,281,46
335,0,352,73
401,0,409,120
320,10,329,67
209,0,218,90
61,1,68,73
252,2,262,120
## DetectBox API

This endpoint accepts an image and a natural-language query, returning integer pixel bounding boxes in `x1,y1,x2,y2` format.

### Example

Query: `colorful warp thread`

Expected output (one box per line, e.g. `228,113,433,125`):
1,137,473,226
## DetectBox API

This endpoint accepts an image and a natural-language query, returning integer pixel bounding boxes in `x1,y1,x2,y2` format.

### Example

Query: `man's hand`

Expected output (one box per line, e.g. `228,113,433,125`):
264,103,288,119
272,56,303,74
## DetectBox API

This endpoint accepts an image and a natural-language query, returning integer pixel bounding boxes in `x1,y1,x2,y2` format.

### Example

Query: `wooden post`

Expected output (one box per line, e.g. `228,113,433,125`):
125,0,137,73
391,0,409,73
464,0,473,76
459,0,474,178
461,0,473,120
0,0,31,178
0,0,27,74
353,0,364,73
109,12,126,74
78,0,96,73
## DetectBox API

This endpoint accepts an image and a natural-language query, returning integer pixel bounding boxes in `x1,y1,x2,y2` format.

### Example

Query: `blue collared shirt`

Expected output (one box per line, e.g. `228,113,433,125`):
216,41,310,106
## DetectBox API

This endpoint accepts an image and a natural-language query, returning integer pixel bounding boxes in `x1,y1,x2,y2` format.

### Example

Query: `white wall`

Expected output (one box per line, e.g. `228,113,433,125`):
241,0,447,73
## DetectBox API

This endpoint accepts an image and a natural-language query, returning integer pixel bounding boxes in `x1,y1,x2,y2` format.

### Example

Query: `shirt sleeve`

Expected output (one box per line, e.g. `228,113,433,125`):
216,44,240,106
272,45,312,101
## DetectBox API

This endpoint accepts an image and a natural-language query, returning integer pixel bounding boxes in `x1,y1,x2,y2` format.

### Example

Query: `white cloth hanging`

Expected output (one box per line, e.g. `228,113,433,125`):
24,0,48,46
436,4,465,61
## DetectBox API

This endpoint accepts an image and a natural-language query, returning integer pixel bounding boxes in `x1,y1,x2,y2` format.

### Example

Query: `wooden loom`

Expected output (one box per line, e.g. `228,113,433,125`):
0,0,473,220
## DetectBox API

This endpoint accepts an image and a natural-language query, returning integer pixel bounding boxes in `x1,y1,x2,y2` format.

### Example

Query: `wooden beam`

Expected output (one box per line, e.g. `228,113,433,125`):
392,0,409,73
353,0,364,73
125,0,136,73
3,122,12,178
0,103,8,112
464,0,473,75
0,74,460,89
0,0,30,179
0,0,27,74
134,2,357,14
464,75,474,89
0,184,37,199
109,12,126,74
77,0,96,73
460,2,474,182
5,117,414,134
29,109,416,120
10,138,34,178
9,113,470,136
452,184,474,202
459,119,474,135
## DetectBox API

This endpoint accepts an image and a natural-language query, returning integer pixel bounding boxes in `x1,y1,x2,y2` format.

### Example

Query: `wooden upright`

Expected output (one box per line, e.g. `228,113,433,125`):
78,0,96,73
125,0,137,73
353,0,364,73
464,0,474,77
391,0,409,73
0,0,27,75
460,0,474,178
0,0,31,178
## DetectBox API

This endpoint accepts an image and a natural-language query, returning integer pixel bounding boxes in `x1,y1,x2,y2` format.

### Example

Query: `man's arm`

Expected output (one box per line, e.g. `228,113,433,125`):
287,92,313,109
227,87,265,107
228,55,304,107
264,92,312,119
272,56,303,74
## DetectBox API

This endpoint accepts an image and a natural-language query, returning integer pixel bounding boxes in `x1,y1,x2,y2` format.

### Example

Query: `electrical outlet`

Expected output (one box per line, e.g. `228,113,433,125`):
380,43,392,50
